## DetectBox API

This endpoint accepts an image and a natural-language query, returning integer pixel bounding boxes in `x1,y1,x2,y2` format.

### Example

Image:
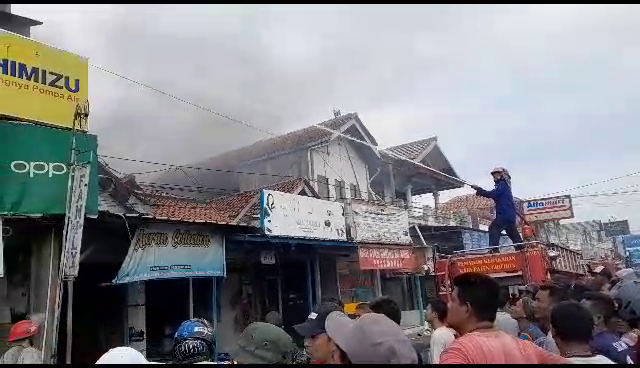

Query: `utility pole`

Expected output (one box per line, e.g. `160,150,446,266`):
50,101,91,364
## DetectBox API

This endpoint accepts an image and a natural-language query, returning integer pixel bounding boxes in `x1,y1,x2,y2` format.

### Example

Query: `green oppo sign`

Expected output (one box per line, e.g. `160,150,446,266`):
0,121,98,216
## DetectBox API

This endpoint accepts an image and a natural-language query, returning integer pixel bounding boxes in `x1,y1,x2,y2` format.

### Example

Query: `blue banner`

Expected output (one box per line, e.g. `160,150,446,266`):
461,230,512,252
113,223,226,284
624,235,640,267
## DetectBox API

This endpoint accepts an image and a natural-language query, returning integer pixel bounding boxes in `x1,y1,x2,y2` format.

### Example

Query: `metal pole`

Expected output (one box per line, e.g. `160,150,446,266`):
212,277,217,362
65,280,73,364
189,278,194,319
414,275,425,326
306,259,313,313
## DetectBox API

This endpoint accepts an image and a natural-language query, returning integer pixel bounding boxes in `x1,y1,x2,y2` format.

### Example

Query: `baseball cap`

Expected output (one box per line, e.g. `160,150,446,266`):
96,347,161,364
293,302,343,338
325,311,418,364
592,265,613,280
230,322,298,364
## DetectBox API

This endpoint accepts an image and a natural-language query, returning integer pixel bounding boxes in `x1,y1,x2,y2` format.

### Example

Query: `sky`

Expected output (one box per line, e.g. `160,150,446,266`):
13,4,640,230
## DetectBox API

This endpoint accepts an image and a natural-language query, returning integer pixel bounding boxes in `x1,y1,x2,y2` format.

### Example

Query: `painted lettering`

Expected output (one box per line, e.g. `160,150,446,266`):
0,58,81,93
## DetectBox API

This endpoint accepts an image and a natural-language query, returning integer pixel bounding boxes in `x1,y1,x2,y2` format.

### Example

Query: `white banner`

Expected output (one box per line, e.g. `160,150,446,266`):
351,202,411,243
260,190,347,241
62,164,91,279
522,195,574,223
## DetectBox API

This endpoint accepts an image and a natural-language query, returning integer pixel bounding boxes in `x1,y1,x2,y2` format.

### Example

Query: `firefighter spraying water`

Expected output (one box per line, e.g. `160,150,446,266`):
0,314,45,364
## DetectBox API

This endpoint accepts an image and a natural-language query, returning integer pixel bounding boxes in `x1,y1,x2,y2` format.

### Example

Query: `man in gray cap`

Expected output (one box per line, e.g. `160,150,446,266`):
323,311,418,364
293,302,343,364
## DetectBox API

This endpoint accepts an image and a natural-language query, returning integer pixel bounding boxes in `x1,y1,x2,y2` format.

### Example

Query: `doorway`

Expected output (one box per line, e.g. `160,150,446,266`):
280,260,310,342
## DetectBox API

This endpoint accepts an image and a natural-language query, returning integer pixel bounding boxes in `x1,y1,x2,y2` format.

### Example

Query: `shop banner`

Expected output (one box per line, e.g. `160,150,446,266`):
358,245,415,270
260,190,347,241
113,223,226,284
0,30,89,130
0,121,98,216
350,202,411,244
624,235,640,267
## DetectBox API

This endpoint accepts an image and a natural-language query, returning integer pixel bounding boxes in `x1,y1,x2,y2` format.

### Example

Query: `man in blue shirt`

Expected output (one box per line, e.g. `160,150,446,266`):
582,292,635,364
471,167,523,253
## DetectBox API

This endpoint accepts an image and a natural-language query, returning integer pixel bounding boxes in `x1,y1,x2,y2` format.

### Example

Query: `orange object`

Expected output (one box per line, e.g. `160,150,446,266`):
8,320,39,342
435,243,552,301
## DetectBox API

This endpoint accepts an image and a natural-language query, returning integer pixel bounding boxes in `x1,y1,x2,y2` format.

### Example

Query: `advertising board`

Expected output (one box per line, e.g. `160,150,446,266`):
0,29,89,130
0,121,98,216
522,195,574,223
113,223,226,284
260,190,347,241
350,201,411,243
358,245,415,270
603,220,630,238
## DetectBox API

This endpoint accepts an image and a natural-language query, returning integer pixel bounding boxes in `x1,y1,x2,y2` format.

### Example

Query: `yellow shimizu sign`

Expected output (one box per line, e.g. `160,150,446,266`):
0,30,89,130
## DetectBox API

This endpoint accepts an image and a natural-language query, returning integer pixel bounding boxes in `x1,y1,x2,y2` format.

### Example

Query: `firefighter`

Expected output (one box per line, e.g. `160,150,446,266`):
471,167,523,253
0,319,42,364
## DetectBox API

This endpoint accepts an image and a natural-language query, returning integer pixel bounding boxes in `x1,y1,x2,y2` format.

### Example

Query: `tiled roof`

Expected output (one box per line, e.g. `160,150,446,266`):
142,178,310,224
384,137,437,161
440,194,524,223
192,113,366,169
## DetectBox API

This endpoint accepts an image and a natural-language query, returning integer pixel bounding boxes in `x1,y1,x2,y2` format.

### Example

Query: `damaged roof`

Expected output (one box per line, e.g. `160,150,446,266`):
142,178,317,225
384,137,438,161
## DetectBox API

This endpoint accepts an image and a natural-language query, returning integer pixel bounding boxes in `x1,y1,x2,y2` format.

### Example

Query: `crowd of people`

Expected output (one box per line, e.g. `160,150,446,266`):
2,266,638,364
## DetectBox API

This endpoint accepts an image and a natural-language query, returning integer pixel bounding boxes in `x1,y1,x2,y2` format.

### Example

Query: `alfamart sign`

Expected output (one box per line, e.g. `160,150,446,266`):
0,121,98,216
522,195,574,223
113,223,226,284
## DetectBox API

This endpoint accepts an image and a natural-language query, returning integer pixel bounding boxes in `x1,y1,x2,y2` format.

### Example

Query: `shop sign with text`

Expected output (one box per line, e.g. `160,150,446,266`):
113,223,226,284
358,245,415,270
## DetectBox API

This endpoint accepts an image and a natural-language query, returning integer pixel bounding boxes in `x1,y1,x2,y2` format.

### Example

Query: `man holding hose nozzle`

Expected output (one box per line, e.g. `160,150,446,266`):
470,167,523,253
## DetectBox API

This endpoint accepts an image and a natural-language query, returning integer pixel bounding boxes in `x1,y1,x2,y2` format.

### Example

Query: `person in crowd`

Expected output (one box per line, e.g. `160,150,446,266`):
230,322,300,364
534,282,568,354
369,296,402,325
0,318,43,364
550,300,615,364
293,302,344,364
265,311,283,328
439,272,569,364
320,296,344,312
581,291,635,364
370,295,425,364
354,302,370,318
96,346,160,364
495,288,519,336
173,318,216,364
425,298,455,364
519,283,539,300
323,311,418,364
510,296,547,348
470,167,523,252
589,266,613,293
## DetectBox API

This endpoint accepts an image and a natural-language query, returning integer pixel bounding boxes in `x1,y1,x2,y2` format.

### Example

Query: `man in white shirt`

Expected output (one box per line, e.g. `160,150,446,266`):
426,298,455,364
551,300,615,364
495,288,519,336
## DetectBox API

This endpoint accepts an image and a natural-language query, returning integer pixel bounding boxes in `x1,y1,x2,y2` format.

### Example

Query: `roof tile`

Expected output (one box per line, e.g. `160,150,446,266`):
143,178,308,224
384,137,437,161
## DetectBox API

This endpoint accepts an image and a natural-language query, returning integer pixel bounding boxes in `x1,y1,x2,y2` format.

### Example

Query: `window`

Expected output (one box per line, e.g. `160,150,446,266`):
349,184,362,199
317,175,330,200
335,179,346,200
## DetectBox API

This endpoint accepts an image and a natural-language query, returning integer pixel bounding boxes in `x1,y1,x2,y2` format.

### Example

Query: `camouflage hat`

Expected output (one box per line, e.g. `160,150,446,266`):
231,322,298,364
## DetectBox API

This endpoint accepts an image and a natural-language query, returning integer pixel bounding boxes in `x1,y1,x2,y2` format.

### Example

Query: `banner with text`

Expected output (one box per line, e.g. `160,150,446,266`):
0,121,98,216
113,223,226,284
0,30,89,130
358,245,416,270
522,195,574,223
260,190,347,241
350,201,411,244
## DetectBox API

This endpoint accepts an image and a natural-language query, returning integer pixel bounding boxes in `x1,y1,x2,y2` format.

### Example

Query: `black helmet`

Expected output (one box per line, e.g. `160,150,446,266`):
173,318,215,363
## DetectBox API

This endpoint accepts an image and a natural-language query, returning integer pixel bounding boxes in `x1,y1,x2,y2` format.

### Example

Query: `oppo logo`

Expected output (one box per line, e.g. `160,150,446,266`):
10,161,68,178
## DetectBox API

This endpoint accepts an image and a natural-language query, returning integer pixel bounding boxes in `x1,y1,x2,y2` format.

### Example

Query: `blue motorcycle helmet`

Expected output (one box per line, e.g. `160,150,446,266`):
173,318,215,363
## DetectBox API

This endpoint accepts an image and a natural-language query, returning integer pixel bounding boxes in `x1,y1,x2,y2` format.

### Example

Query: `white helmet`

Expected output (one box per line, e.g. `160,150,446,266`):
491,167,511,179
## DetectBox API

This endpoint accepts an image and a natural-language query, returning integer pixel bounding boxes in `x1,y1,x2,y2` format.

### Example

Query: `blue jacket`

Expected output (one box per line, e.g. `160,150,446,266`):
476,179,517,223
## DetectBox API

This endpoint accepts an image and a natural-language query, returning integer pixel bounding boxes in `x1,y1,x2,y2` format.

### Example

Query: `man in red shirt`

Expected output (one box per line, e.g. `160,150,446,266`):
439,273,570,364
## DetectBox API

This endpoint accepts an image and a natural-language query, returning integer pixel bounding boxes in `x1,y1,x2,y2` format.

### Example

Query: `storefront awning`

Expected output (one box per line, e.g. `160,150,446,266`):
228,234,356,247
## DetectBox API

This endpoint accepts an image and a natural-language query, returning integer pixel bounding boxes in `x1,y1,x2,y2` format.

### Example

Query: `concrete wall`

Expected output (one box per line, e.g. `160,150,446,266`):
238,150,310,192
310,139,370,201
126,282,146,356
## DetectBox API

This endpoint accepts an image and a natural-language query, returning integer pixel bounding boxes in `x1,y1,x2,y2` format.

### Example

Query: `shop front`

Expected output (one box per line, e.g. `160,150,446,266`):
217,189,353,351
111,222,226,363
